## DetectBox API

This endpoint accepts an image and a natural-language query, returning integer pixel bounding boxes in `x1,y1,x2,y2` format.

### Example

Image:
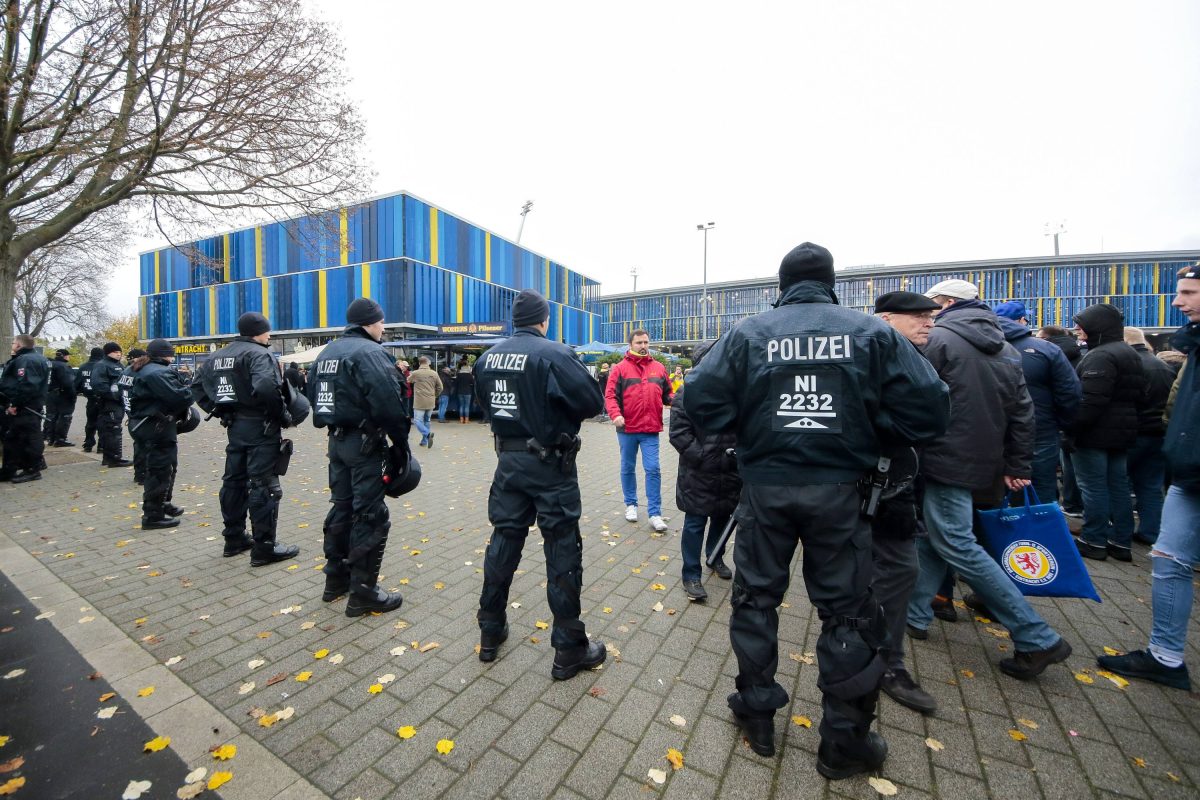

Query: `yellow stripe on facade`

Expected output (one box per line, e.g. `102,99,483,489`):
1008,269,1013,298
1159,294,1167,327
340,208,349,266
261,277,270,317
1037,297,1044,328
255,227,264,277
222,234,231,282
154,251,161,293
429,207,439,266
485,232,492,282
140,297,148,340
1050,267,1056,297
1122,264,1129,295
558,305,563,342
318,270,328,328
208,286,217,333
1110,266,1117,295
544,259,551,296
361,263,372,299
563,266,568,305
176,291,185,337
455,275,464,323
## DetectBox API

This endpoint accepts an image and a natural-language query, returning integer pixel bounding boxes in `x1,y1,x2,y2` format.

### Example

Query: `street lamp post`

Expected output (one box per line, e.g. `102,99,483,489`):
696,222,715,338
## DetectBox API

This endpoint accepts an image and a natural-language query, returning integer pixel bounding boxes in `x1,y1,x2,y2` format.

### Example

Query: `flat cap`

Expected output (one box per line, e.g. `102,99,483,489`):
874,291,941,314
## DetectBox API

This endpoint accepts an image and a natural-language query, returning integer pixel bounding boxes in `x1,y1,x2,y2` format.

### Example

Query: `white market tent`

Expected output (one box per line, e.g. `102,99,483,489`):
278,346,326,365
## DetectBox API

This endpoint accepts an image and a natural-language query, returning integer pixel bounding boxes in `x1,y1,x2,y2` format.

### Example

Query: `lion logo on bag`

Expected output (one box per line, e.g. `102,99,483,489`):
1002,540,1058,586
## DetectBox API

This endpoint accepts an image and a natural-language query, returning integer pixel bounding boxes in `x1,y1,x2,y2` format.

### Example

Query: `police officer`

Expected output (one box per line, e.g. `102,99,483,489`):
116,348,148,484
76,346,104,451
0,334,50,483
130,339,195,529
45,348,78,447
90,342,132,467
473,290,607,679
685,244,949,777
308,297,409,617
193,312,299,564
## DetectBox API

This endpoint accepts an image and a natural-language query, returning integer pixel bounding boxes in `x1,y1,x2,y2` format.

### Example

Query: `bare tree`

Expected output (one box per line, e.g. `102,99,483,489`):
0,0,370,355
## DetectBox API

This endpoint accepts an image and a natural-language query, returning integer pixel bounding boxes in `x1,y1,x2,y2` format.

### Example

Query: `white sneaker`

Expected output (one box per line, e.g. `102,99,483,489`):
625,505,638,522
650,515,668,532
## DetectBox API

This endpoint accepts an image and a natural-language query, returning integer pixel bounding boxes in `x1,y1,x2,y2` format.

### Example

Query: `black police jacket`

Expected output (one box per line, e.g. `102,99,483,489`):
193,337,285,420
0,347,50,410
473,326,604,445
48,357,77,402
684,281,950,486
75,357,99,397
115,360,143,414
130,359,195,421
90,355,126,408
307,326,409,439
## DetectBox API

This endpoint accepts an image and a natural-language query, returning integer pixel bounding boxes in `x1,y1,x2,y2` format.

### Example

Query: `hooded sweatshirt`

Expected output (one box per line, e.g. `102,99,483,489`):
1070,304,1145,451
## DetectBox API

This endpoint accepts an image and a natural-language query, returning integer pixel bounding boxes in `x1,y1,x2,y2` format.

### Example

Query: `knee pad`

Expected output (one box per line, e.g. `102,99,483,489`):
817,596,889,701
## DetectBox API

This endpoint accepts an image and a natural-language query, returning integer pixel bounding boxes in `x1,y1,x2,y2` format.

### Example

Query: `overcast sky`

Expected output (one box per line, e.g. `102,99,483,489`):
107,0,1200,314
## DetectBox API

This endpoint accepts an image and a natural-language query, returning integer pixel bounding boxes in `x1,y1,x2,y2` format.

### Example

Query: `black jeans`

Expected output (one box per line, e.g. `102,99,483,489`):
478,450,588,650
133,424,177,518
730,483,887,749
871,534,918,672
219,417,281,546
321,431,390,587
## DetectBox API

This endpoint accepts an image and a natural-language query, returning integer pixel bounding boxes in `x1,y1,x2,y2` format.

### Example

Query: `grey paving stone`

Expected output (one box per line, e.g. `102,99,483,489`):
563,729,638,799
503,739,580,800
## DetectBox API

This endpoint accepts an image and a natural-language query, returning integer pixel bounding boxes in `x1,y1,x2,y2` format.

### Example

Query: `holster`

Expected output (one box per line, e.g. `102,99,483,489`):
275,438,294,475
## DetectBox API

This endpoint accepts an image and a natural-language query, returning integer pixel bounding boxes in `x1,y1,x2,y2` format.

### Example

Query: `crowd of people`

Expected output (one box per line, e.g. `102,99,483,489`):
0,252,1197,782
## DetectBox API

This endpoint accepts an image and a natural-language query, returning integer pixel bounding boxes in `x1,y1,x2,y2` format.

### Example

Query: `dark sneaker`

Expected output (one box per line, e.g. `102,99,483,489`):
346,586,403,617
11,471,42,484
710,559,733,580
906,624,929,641
727,693,774,757
999,637,1072,680
963,593,995,619
551,640,606,680
817,731,888,780
1076,539,1108,561
479,624,509,663
322,576,350,602
1106,544,1133,563
426,432,435,449
163,503,185,518
222,535,253,557
932,595,958,622
1097,649,1191,691
82,446,94,453
141,516,180,530
881,668,938,714
1063,508,1084,519
52,440,75,448
249,543,300,567
684,580,708,602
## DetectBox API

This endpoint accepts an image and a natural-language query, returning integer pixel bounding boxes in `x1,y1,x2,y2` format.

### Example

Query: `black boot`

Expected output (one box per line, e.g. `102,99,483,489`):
727,692,775,756
141,515,180,530
322,575,350,602
11,470,42,484
479,624,509,663
103,458,133,468
163,503,185,518
817,732,888,780
250,542,300,567
222,535,253,557
551,640,606,680
346,584,403,617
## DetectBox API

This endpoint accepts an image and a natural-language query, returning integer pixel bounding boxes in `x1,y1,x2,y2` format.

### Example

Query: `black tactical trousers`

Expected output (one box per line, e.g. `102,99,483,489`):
870,535,918,673
478,451,588,650
97,403,125,461
83,396,102,449
321,431,389,589
132,434,147,483
729,483,889,749
219,417,281,547
133,424,177,519
44,395,73,442
2,412,43,474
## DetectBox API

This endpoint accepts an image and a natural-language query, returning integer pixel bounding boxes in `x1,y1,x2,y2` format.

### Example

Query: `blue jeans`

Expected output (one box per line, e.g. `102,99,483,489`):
1072,447,1135,549
617,431,661,516
908,480,1060,651
437,394,449,421
681,513,729,581
413,409,432,443
1128,435,1167,543
1061,447,1082,511
457,394,472,419
1030,431,1061,505
1148,486,1200,664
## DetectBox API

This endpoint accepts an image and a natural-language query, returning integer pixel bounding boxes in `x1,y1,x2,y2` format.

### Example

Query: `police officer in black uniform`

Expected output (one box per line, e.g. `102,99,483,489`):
115,348,148,484
76,346,104,451
473,290,607,679
0,334,50,483
90,342,132,467
685,244,950,777
44,348,78,447
308,297,409,617
193,312,299,564
130,339,195,529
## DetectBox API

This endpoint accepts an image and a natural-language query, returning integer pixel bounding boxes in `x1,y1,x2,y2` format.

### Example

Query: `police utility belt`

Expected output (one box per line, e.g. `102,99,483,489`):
494,434,582,472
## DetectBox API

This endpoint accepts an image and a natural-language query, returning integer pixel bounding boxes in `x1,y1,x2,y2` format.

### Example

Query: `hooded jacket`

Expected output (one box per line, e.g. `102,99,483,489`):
685,281,949,485
669,343,741,517
920,300,1035,490
1163,322,1200,490
1045,333,1082,367
605,350,672,434
1070,304,1145,451
1132,343,1176,437
996,317,1080,436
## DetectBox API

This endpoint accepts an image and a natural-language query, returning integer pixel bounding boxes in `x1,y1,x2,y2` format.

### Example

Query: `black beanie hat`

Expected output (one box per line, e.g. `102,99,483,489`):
238,311,271,337
147,339,174,359
103,341,122,355
779,242,835,289
127,348,146,359
55,348,71,358
512,289,550,327
346,297,385,327
89,346,104,360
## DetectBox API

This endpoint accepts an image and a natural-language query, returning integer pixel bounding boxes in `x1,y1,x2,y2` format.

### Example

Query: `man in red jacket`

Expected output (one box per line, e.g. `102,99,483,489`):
605,330,672,532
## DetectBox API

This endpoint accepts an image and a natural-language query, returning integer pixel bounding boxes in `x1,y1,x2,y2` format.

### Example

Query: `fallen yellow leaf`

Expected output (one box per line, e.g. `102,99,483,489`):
665,748,684,770
535,620,550,630
1008,729,1027,741
398,578,410,585
207,771,233,790
137,686,155,697
0,777,26,795
1132,757,1147,768
925,737,944,751
143,735,171,752
436,739,455,755
602,607,613,614
134,617,148,626
212,744,236,760
790,715,812,728
98,692,116,702
1103,646,1122,656
433,582,445,590
286,564,299,571
418,642,440,653
1167,772,1181,783
410,550,421,556
313,649,329,659
868,777,898,796
295,671,313,682
258,713,278,728
368,683,383,694
397,726,417,740
960,669,975,679
1017,718,1039,730
1097,670,1130,689
651,583,666,591
1074,672,1095,685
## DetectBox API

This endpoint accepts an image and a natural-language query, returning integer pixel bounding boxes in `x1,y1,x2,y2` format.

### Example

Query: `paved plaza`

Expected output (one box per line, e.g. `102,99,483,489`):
2,412,1200,799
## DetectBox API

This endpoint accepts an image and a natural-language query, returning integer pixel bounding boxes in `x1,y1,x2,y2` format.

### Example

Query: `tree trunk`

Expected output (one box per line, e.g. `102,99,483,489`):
0,253,18,358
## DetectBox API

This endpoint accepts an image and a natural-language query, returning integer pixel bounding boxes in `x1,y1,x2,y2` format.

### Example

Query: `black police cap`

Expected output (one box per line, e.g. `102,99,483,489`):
873,291,942,314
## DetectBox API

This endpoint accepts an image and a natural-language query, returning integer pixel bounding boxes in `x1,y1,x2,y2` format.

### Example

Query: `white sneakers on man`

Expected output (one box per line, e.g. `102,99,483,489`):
625,505,638,522
650,515,668,532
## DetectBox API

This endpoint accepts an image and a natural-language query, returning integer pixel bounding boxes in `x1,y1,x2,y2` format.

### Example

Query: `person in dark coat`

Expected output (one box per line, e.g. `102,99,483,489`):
669,340,739,602
1038,325,1082,367
129,339,195,529
0,334,50,482
994,302,1081,504
44,349,78,447
454,359,474,422
1069,303,1146,561
1123,327,1177,545
284,362,306,394
75,346,104,452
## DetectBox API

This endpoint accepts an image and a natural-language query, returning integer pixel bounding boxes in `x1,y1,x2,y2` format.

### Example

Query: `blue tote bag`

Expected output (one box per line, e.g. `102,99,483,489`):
976,487,1101,603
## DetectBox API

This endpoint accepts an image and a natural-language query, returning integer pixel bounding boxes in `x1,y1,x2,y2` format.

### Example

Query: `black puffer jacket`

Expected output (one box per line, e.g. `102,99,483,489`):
1132,343,1176,437
670,343,741,517
1070,304,1145,450
1046,333,1082,367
